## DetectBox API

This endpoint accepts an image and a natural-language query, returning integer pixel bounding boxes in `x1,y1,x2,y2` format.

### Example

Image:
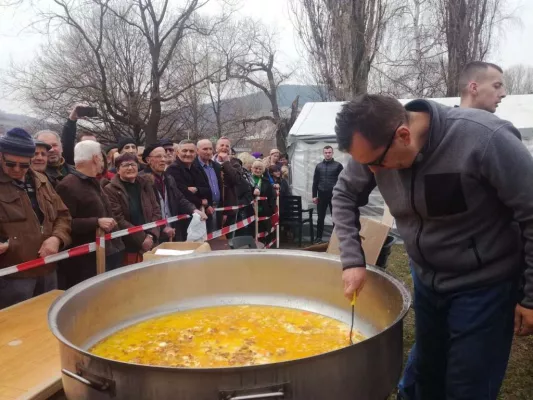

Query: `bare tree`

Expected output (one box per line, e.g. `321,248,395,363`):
437,0,508,96
5,0,232,144
504,64,533,95
290,0,402,99
203,19,255,139
290,0,339,100
369,0,447,97
225,24,296,153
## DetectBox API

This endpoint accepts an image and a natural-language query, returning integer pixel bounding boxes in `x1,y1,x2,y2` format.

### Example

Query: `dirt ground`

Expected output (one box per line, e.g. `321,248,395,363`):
386,244,533,400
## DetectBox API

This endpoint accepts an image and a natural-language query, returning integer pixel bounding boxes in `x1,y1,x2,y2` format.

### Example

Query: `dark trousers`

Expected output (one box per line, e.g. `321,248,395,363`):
234,205,255,238
59,251,124,289
206,202,222,234
412,271,516,400
316,190,333,240
0,271,57,309
106,251,125,271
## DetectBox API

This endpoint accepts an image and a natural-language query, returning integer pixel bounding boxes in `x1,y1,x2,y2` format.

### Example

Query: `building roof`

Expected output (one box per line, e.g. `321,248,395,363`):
288,94,533,144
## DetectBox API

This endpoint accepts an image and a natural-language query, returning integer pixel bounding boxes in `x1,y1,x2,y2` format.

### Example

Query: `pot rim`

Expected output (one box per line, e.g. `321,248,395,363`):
48,249,411,372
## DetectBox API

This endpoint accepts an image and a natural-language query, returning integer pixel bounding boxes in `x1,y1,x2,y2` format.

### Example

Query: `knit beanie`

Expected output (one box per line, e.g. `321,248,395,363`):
117,137,137,153
0,128,36,158
142,143,160,163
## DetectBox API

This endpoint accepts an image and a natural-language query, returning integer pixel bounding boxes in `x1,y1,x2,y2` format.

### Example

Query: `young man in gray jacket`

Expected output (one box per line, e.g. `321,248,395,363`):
332,94,533,400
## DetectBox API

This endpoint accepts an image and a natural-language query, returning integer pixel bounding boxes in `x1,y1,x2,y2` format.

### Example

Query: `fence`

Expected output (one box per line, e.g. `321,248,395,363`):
0,195,280,278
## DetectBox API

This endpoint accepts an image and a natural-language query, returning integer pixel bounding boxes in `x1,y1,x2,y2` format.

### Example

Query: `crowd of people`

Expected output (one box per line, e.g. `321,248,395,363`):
3,57,529,400
0,106,290,309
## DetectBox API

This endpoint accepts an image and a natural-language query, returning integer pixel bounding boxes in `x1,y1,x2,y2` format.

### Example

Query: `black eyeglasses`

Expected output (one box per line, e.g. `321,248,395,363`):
2,155,31,169
363,122,403,167
119,162,138,169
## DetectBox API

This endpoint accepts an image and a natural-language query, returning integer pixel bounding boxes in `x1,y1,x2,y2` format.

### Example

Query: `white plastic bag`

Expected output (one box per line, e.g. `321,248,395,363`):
186,213,207,242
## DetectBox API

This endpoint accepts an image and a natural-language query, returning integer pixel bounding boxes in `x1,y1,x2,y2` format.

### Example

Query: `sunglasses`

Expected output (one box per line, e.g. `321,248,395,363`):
363,122,403,167
164,147,174,153
3,155,31,169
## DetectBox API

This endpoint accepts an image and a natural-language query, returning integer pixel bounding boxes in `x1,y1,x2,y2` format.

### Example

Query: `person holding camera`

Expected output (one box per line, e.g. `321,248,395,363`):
61,105,98,166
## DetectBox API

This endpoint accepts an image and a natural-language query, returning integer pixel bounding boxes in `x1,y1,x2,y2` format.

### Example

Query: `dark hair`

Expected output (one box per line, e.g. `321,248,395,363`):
459,61,503,93
323,145,333,151
335,94,406,152
115,152,138,169
268,164,280,174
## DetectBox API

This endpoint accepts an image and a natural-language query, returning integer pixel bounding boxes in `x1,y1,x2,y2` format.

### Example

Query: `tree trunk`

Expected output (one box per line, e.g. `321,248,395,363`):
446,0,475,96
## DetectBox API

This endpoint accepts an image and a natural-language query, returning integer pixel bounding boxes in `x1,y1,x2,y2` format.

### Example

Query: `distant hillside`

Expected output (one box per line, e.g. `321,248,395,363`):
0,111,35,133
0,111,57,135
231,84,324,110
0,84,322,136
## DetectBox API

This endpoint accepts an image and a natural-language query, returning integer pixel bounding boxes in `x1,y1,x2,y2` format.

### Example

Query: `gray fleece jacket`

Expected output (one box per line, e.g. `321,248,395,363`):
332,100,533,308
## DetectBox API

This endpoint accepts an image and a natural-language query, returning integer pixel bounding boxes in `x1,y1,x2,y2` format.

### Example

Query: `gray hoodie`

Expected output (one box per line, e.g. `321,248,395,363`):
332,100,533,308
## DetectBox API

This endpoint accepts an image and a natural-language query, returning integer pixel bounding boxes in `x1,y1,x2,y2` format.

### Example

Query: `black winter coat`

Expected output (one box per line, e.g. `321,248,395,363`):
312,159,343,196
166,159,210,209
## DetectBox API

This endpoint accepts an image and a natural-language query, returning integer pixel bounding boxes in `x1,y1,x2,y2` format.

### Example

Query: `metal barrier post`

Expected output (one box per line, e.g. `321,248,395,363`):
254,197,259,241
276,191,280,248
96,228,106,274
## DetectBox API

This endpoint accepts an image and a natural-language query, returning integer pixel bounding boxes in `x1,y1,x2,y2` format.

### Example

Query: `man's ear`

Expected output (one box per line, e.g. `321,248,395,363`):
397,126,412,146
469,81,478,95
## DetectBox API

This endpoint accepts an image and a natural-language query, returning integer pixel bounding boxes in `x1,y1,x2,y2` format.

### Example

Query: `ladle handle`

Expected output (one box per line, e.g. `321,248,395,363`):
227,392,284,400
62,368,113,392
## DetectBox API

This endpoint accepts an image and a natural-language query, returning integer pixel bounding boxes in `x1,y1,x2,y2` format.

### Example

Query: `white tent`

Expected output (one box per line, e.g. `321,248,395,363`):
288,95,533,223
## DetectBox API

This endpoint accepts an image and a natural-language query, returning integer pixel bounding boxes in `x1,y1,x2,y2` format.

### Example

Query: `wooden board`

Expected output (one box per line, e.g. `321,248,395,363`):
0,290,64,400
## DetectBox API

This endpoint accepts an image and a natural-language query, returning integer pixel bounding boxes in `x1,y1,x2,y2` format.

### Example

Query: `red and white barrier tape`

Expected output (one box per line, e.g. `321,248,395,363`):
213,196,270,212
256,222,279,239
103,214,191,240
213,201,254,212
0,197,277,278
265,238,277,249
0,214,192,278
213,204,247,212
0,242,97,278
206,216,256,241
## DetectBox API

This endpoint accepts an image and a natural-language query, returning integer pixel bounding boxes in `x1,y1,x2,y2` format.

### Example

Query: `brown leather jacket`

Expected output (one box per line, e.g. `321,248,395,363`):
0,168,72,278
104,175,162,252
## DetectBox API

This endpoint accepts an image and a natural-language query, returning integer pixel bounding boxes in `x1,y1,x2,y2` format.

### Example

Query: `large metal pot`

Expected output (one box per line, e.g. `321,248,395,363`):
49,250,411,400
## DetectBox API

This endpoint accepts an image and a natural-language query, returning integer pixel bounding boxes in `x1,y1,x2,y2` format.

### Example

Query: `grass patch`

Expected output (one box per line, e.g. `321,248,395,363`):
386,244,533,400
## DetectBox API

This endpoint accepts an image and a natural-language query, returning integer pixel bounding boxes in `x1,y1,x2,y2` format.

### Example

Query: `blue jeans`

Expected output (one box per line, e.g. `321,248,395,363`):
412,271,516,400
398,343,417,399
398,267,417,399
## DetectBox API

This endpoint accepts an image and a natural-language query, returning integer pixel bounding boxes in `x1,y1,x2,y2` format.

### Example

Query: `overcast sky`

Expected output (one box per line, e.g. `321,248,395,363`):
1,0,532,114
